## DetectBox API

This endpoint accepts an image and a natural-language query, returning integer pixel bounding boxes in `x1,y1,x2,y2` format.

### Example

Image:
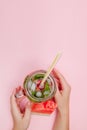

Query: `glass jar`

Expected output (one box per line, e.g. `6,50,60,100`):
23,70,57,103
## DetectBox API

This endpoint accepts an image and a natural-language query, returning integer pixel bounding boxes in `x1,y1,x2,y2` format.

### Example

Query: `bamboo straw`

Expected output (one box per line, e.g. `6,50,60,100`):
40,52,62,86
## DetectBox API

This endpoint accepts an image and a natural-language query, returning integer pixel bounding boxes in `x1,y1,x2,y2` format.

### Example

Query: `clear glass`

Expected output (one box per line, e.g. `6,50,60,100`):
23,70,57,102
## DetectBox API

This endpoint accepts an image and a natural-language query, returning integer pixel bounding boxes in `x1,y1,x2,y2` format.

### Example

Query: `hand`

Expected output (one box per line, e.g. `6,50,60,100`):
52,68,71,115
52,68,71,130
10,90,31,130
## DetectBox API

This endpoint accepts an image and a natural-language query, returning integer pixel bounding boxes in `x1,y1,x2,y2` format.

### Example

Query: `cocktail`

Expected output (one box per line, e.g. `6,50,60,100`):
24,70,57,102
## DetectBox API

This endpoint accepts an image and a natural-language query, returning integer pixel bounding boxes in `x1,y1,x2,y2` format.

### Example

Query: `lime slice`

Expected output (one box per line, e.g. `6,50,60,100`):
44,81,50,91
34,74,44,79
31,91,36,96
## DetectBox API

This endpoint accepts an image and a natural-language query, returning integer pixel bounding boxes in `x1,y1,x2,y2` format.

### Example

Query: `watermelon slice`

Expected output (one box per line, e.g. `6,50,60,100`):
31,98,57,114
15,86,57,115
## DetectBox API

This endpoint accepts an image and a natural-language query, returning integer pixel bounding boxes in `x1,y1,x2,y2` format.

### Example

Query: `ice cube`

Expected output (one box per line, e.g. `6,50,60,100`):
28,80,33,88
36,91,42,97
31,83,36,91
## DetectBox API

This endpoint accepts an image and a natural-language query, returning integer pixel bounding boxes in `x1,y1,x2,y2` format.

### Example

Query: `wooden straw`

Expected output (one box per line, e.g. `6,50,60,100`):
40,52,62,86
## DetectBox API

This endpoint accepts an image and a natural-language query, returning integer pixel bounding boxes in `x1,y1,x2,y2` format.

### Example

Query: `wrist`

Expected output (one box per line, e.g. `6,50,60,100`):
13,126,27,130
57,106,69,117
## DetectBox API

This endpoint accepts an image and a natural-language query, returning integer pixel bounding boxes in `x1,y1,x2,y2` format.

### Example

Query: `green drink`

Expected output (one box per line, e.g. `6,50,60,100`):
24,70,57,102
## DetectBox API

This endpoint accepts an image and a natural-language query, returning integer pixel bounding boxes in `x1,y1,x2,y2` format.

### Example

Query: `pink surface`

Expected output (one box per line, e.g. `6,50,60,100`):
0,0,87,130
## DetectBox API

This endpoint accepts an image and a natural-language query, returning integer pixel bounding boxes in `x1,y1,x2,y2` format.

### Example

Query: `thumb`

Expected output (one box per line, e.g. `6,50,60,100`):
24,103,31,121
55,84,61,103
10,89,22,117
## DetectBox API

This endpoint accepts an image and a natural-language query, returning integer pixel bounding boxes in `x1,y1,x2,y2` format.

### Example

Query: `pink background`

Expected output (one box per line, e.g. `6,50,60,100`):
0,0,87,130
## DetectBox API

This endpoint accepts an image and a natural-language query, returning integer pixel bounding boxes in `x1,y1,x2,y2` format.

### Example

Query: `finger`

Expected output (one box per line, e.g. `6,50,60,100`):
24,103,31,121
10,89,16,107
55,83,61,102
52,68,65,81
52,68,69,90
51,71,60,81
52,69,63,90
10,89,22,117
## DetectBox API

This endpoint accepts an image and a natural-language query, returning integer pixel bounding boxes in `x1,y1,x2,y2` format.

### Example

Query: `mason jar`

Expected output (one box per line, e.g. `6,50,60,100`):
23,70,57,103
